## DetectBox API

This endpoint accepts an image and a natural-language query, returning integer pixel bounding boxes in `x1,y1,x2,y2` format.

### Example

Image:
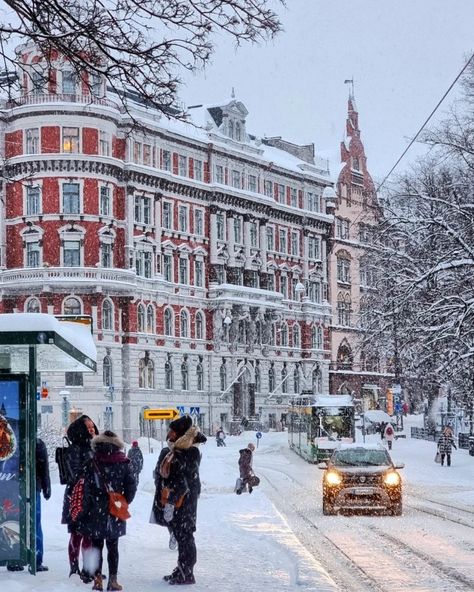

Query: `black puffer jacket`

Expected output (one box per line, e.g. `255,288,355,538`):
36,438,51,499
61,415,98,526
74,431,136,539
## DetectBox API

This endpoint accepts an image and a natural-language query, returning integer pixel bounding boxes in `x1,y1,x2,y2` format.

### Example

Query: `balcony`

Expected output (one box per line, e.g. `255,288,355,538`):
208,283,284,309
4,93,120,111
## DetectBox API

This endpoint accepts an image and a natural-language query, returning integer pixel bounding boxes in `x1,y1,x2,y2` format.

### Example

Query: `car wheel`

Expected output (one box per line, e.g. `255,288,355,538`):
323,499,336,516
391,502,402,516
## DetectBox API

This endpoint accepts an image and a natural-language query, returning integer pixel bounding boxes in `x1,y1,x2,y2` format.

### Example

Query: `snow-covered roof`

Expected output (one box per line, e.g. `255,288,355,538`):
314,395,354,407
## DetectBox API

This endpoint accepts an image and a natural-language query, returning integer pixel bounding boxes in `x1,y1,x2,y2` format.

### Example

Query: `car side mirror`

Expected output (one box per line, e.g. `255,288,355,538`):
394,463,405,469
317,462,328,469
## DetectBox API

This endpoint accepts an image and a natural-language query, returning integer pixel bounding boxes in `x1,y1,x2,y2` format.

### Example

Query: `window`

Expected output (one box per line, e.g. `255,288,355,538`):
293,324,300,348
101,242,112,267
103,356,113,386
277,184,285,203
194,209,203,235
164,308,173,336
337,294,351,326
180,310,189,337
63,127,79,153
359,224,370,244
248,175,257,192
99,131,110,156
133,142,142,163
31,71,44,95
255,364,261,392
280,323,288,347
312,368,322,393
336,218,350,240
62,183,80,214
231,170,241,189
293,367,300,394
234,218,242,243
281,366,288,393
26,128,39,154
308,236,320,260
65,372,83,386
63,297,81,315
279,229,287,253
139,357,154,389
143,144,151,166
165,356,173,390
181,359,189,390
26,298,40,313
280,275,288,299
291,231,299,256
26,186,40,215
311,326,323,349
136,250,152,278
137,304,146,332
162,150,171,171
266,227,274,251
307,191,320,212
179,258,188,284
337,341,353,370
337,255,351,284
195,260,204,288
197,361,204,391
178,205,188,232
26,241,40,267
194,159,203,181
308,281,321,303
62,71,76,94
235,121,242,141
147,305,154,333
64,240,81,266
178,155,187,177
100,186,111,217
290,188,298,207
267,274,275,291
134,196,152,224
249,222,257,247
196,312,204,339
220,361,227,391
215,164,224,184
353,156,360,171
163,202,172,229
216,213,224,240
268,365,275,392
163,253,173,282
102,300,113,330
264,180,273,197
91,74,102,97
247,270,259,288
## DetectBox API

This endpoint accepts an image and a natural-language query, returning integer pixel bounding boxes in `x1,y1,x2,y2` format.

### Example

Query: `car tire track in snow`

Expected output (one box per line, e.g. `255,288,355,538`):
406,492,474,529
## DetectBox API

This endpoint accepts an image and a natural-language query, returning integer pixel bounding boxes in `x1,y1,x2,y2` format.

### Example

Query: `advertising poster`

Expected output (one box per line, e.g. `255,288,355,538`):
0,380,21,563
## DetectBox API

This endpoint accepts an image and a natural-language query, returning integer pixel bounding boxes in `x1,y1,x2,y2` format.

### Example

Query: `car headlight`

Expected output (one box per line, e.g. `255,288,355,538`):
384,471,401,486
325,471,342,486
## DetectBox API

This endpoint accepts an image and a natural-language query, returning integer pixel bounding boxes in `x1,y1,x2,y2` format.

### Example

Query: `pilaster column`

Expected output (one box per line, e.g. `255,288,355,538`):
126,186,135,268
227,213,235,267
303,230,310,280
259,218,268,273
154,192,162,255
210,205,220,265
244,214,252,270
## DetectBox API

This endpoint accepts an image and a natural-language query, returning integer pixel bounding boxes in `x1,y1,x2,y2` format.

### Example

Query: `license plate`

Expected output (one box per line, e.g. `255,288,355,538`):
353,488,373,495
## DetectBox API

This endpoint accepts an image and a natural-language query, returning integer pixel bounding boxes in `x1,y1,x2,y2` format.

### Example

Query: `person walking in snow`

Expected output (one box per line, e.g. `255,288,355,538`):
216,427,226,447
151,415,207,585
61,414,98,582
35,438,51,572
236,443,259,494
437,426,457,467
383,423,395,451
73,430,137,591
127,440,144,485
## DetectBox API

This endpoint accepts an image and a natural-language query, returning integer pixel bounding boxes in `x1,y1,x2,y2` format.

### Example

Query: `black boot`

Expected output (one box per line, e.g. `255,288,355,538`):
69,560,80,577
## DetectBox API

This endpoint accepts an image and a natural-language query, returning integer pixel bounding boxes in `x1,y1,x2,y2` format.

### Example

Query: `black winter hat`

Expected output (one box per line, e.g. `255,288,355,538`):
169,415,192,438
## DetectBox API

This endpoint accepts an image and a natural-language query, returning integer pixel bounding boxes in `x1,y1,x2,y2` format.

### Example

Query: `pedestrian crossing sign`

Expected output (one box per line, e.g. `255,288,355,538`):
190,406,200,416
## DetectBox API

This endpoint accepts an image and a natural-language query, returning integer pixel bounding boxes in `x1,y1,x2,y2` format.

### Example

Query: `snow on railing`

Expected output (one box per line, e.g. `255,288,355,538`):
5,93,120,110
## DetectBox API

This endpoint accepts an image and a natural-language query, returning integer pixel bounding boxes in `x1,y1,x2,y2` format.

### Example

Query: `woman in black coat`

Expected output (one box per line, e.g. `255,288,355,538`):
62,414,98,580
74,431,136,592
151,415,206,586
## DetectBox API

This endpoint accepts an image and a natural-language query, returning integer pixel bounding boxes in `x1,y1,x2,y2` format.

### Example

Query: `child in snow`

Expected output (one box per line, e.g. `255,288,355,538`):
383,423,395,450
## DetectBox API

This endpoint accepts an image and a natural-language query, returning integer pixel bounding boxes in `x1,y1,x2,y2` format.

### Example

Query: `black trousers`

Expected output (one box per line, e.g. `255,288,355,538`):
440,453,451,466
91,537,119,576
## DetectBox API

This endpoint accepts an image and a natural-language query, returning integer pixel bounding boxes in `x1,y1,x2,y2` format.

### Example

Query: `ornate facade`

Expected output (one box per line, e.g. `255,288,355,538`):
0,43,334,439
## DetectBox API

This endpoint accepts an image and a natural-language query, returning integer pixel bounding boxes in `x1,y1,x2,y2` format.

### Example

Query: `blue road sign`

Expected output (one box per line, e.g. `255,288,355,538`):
256,431,262,439
190,406,200,416
176,405,185,415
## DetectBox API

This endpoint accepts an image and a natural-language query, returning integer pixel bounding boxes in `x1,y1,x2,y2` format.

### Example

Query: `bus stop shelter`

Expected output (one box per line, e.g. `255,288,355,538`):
0,313,97,574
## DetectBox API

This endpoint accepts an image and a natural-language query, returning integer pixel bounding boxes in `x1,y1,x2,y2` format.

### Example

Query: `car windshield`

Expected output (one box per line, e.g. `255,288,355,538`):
332,448,391,467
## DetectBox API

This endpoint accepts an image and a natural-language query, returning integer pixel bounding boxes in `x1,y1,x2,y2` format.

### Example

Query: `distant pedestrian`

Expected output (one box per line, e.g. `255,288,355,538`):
151,415,207,585
383,423,395,451
216,427,226,447
437,426,457,467
35,438,51,572
61,414,98,582
127,441,144,485
402,401,409,416
235,443,259,494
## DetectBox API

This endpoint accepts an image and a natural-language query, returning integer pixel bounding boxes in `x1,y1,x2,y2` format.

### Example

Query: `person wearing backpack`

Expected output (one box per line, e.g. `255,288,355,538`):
151,415,207,586
61,414,98,582
73,430,136,591
383,423,395,450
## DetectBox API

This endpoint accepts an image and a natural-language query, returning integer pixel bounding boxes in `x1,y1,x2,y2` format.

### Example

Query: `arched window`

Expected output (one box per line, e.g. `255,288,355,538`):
103,355,113,386
197,361,204,391
181,358,189,390
280,323,288,347
220,361,227,391
337,340,353,370
165,356,173,390
292,324,300,348
139,358,146,388
255,364,261,392
180,310,189,338
25,298,40,313
102,299,113,330
137,303,146,332
312,367,322,393
268,365,275,392
146,304,154,333
63,296,81,315
139,355,154,388
281,366,288,393
147,359,154,389
195,311,204,340
311,326,323,349
164,308,173,336
337,292,351,326
293,367,300,394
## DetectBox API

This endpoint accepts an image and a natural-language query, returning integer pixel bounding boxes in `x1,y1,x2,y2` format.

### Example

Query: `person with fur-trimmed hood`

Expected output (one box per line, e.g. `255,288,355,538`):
151,415,207,586
74,431,136,592
61,414,98,582
236,443,258,494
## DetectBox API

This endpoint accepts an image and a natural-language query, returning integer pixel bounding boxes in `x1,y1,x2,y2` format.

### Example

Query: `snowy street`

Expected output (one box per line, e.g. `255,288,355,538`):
3,419,474,591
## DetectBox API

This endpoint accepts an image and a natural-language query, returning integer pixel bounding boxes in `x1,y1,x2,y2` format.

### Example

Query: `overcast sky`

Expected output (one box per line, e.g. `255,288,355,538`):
180,0,474,183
